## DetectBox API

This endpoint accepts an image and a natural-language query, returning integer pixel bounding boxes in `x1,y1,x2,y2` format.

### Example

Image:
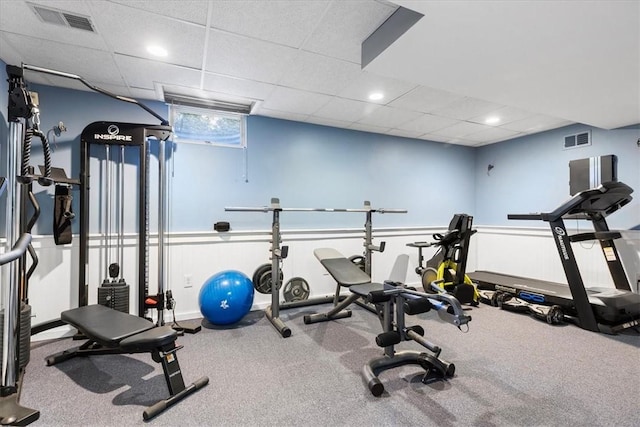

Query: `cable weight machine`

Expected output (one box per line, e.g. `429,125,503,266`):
79,122,172,325
224,199,406,337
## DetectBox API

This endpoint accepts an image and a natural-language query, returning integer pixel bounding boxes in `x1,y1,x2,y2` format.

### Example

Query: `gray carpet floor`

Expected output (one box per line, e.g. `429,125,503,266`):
19,300,640,426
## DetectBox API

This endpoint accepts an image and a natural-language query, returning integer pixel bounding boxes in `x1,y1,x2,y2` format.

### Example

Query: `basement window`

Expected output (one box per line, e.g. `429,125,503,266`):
169,104,246,148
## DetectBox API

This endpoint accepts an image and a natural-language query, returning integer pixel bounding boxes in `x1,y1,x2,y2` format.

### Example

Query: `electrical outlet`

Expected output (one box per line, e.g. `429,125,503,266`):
184,274,193,288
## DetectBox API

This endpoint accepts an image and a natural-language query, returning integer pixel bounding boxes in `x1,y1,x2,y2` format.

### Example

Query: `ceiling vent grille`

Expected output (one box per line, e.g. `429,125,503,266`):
31,4,95,32
564,130,591,149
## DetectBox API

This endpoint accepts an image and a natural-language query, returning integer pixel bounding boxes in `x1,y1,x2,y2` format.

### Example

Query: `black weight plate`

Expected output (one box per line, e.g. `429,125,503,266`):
252,263,272,294
258,269,284,294
283,277,310,302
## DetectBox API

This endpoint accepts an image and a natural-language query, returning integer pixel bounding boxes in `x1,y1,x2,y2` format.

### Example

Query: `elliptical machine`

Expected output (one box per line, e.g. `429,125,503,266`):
407,214,479,305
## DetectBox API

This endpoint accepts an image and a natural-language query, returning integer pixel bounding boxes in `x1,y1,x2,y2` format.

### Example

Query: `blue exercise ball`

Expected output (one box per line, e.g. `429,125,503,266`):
198,270,254,325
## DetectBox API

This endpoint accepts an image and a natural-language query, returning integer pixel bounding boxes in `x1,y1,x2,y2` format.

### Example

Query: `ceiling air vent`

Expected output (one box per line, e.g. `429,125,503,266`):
31,4,95,32
564,130,591,149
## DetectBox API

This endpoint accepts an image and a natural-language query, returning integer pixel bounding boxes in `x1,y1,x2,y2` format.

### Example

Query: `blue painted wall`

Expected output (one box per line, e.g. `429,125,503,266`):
1,57,638,236
474,124,640,229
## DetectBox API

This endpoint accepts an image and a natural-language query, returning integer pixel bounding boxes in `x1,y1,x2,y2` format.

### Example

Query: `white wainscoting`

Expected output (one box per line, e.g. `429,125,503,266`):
7,225,638,341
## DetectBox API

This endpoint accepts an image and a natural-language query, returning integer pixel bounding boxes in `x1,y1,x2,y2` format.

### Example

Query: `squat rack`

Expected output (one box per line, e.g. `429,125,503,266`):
224,199,406,337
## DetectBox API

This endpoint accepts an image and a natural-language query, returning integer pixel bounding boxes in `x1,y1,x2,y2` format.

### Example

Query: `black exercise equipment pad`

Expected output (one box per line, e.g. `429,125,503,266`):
314,248,371,286
349,283,384,297
61,304,170,348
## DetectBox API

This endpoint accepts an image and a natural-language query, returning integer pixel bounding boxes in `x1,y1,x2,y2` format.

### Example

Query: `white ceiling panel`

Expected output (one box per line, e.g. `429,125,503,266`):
305,116,353,129
206,30,298,84
208,0,330,48
251,106,309,123
92,1,206,69
278,51,363,95
349,122,391,134
468,106,538,126
107,0,210,25
386,128,425,139
430,121,491,139
430,97,505,121
356,105,422,128
2,33,123,85
115,55,201,90
463,126,522,144
314,97,379,123
388,85,464,113
202,73,276,101
261,86,332,115
338,71,417,104
302,0,396,63
396,113,458,134
501,114,573,133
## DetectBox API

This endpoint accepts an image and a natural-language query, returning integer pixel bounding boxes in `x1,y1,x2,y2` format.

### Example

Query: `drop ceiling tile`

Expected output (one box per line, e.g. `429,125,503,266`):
203,74,276,101
261,86,332,115
115,54,201,90
314,97,380,122
430,121,491,138
206,30,298,84
463,126,522,143
0,34,23,67
278,51,363,95
128,87,158,101
356,105,423,128
338,71,417,104
386,128,424,139
305,116,353,129
396,113,458,134
388,86,464,113
348,122,391,134
468,106,537,126
501,114,573,132
107,0,209,25
252,106,309,123
303,0,396,63
2,33,123,85
93,1,206,69
430,97,505,121
208,1,330,48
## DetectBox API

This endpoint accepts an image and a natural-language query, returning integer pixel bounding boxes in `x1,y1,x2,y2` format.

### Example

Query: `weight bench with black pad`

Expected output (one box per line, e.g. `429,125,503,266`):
303,248,375,324
305,248,472,395
45,304,209,420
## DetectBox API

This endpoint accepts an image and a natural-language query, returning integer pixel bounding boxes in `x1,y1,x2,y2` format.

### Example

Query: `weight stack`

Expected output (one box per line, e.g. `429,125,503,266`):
0,303,32,370
98,282,130,313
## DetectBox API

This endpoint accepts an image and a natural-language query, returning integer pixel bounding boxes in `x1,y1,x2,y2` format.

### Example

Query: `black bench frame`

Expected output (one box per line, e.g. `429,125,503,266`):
45,305,208,420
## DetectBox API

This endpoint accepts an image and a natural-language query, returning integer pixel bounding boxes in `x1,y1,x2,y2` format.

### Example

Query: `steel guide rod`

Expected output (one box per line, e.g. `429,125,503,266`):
224,199,407,337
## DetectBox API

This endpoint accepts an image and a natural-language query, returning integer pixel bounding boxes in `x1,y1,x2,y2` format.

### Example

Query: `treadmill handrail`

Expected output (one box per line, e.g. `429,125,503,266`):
508,181,633,222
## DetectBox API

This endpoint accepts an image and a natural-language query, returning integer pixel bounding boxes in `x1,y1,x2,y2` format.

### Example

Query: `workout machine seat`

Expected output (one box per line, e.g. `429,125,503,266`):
46,305,209,420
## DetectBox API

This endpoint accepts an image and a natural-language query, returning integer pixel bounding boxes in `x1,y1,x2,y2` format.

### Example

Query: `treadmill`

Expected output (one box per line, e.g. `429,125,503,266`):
469,181,640,334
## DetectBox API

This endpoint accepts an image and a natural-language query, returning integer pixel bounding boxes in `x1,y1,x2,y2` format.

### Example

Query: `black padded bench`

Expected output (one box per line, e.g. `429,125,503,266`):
46,304,208,420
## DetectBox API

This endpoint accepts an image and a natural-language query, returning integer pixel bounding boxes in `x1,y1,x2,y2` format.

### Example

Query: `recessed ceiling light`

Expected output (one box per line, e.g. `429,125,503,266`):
485,116,500,125
368,92,384,101
147,45,168,57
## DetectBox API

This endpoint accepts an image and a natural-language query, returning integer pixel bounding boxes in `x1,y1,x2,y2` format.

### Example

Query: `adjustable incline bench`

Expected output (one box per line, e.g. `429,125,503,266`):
306,248,472,395
45,304,209,420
